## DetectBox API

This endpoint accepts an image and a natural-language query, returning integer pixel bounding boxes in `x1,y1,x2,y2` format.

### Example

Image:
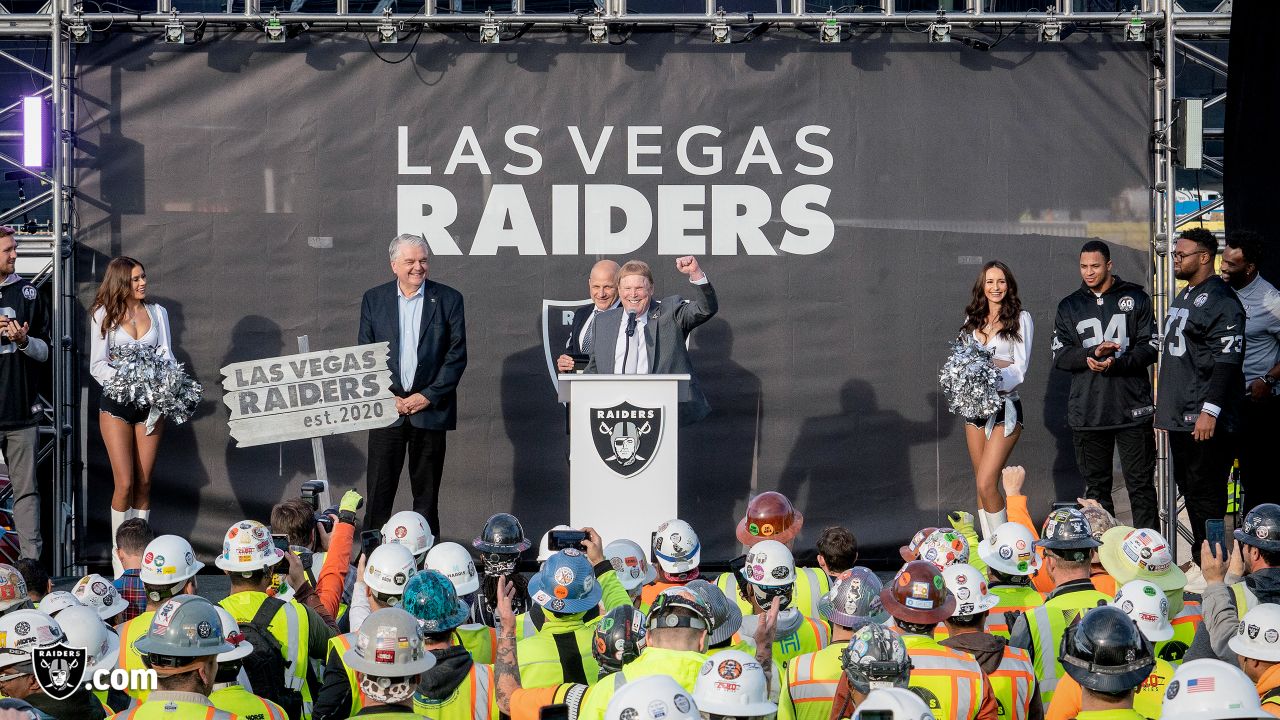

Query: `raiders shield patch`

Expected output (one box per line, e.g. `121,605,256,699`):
591,402,662,477
33,642,88,701
541,298,592,390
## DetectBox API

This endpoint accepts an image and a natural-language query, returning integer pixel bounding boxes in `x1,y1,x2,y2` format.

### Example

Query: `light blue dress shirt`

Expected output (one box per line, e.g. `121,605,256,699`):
398,283,425,391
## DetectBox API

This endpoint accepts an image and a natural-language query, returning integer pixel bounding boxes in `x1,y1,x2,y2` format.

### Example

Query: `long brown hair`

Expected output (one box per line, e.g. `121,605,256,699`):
90,256,146,338
961,260,1022,341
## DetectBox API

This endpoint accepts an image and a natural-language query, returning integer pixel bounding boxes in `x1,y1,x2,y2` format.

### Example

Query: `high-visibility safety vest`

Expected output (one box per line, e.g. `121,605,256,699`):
328,632,368,717
1044,657,1172,720
987,646,1034,720
346,708,420,719
516,614,603,689
455,625,497,664
1155,600,1200,664
1024,588,1112,705
899,634,984,720
986,585,1045,638
107,699,237,720
220,592,312,715
576,647,709,720
117,610,156,703
717,568,832,622
785,641,846,720
411,663,498,720
735,614,830,666
211,684,289,720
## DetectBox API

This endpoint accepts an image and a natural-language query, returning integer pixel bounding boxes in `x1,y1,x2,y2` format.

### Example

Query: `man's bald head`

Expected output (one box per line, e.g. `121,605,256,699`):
588,260,620,310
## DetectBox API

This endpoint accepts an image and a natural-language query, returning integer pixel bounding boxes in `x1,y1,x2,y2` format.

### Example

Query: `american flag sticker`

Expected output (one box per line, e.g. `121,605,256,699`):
1187,677,1215,693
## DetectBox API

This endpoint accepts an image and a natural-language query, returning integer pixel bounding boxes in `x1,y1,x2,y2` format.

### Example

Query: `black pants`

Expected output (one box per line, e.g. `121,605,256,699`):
1073,423,1159,531
366,423,447,536
1240,397,1280,513
1168,429,1233,552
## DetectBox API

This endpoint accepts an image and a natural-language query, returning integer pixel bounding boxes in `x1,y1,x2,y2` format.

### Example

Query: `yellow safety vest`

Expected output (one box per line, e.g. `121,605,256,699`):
455,625,497,665
785,642,845,720
987,645,1034,720
210,685,289,720
516,614,601,689
1025,588,1112,705
735,614,830,667
107,699,237,720
986,585,1045,638
348,708,420,719
716,568,831,622
328,632,366,717
1157,600,1201,664
900,635,984,720
411,663,498,720
577,647,708,720
219,592,312,715
116,610,156,703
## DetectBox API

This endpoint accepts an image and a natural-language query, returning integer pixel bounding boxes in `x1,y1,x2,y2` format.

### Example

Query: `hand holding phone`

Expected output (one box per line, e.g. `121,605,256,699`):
360,529,382,558
1206,519,1226,559
548,529,588,553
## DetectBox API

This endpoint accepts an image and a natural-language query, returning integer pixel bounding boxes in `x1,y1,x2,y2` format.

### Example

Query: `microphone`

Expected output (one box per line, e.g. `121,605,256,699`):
625,311,637,338
621,312,637,374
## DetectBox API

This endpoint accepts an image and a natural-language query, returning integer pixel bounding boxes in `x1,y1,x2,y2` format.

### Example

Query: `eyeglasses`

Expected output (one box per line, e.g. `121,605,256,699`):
1171,250,1208,261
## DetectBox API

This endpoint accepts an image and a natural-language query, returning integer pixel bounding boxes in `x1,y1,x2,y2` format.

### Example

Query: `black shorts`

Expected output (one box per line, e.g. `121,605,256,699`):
965,398,1023,429
100,395,149,425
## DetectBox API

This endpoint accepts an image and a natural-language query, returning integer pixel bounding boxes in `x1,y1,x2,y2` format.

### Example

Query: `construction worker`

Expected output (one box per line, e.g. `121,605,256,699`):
851,688,933,720
0,608,106,719
1162,658,1275,719
718,492,830,621
1057,605,1155,720
816,623,913,720
37,590,81,617
1098,526,1199,662
270,489,363,621
914,528,972,571
210,606,290,720
216,519,335,719
814,527,858,585
116,533,203,704
593,605,647,678
426,542,481,610
685,580,785,709
406,570,500,720
938,564,1041,720
343,608,437,720
316,542,420,720
603,539,656,608
784,568,885,720
382,510,434,569
692,649,778,720
113,594,239,720
72,573,129,626
470,513,533,628
879,560,997,720
640,519,704,612
515,543,630,687
733,541,829,666
603,676,699,720
1078,503,1121,595
1193,503,1280,664
975,522,1044,638
58,603,129,713
1008,507,1110,705
0,564,32,616
1228,603,1280,715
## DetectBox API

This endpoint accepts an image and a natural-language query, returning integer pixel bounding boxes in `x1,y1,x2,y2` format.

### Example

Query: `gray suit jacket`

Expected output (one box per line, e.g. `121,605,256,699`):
584,281,718,425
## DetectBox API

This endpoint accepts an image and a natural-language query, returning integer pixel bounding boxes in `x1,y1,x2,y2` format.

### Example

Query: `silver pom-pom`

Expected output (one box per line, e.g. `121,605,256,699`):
939,337,1002,419
102,343,203,428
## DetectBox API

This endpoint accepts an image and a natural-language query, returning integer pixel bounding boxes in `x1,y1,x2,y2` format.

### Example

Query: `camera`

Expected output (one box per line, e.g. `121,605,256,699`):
300,480,325,511
315,505,339,533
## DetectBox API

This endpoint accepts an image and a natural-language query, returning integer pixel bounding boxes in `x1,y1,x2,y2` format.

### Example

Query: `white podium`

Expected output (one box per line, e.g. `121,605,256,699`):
558,374,690,547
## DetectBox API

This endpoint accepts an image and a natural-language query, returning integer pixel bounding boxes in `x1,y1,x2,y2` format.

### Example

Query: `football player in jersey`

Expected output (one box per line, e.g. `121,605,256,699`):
1052,240,1159,531
1155,228,1245,552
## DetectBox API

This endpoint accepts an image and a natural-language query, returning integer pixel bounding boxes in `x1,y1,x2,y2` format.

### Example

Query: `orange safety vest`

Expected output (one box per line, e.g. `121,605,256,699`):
987,646,1035,720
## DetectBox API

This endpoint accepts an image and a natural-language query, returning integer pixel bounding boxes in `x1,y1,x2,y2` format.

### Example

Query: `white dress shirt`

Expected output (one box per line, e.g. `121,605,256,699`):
398,283,425,390
614,308,650,374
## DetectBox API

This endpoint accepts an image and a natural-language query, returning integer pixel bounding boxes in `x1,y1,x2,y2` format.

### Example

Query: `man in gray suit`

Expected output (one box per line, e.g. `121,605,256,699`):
584,256,717,425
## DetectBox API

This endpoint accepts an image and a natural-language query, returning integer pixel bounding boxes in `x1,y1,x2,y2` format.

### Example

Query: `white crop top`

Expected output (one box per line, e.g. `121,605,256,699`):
972,310,1033,394
89,303,174,386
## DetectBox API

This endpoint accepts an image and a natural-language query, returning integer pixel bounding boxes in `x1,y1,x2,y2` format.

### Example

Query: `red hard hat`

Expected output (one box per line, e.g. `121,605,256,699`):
736,491,805,546
880,560,956,625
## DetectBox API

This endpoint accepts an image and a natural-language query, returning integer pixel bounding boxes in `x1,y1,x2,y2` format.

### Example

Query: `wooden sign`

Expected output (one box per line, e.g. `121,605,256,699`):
222,342,397,447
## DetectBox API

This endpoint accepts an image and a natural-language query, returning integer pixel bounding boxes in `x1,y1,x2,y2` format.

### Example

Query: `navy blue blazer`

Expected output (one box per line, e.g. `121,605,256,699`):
358,279,467,431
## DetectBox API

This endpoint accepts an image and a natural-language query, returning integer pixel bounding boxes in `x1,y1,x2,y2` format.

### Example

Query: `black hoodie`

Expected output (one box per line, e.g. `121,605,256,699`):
415,646,474,702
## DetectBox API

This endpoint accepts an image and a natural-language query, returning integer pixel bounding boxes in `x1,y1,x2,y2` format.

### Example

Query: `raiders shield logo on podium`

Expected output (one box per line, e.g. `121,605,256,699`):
33,642,89,701
591,402,663,477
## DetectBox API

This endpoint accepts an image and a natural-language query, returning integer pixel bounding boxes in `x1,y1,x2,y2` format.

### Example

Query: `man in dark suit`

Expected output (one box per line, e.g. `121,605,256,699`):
555,259,620,373
585,256,717,425
358,234,467,535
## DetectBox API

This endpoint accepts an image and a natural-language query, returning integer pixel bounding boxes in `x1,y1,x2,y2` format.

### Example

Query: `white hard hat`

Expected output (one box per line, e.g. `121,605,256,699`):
1112,579,1174,642
977,522,1041,576
214,520,285,573
382,511,434,560
606,674,699,720
916,529,970,570
72,574,127,621
653,519,701,575
854,688,933,720
139,535,204,587
537,525,574,563
426,542,480,596
57,605,119,675
1162,658,1272,719
1229,603,1280,663
0,564,28,613
39,591,83,617
605,539,658,593
0,609,63,670
740,540,795,588
213,606,254,663
692,649,778,716
365,543,419,599
942,563,999,618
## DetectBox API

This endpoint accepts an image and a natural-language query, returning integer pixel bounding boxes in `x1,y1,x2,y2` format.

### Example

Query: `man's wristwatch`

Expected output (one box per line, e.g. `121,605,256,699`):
1262,375,1278,387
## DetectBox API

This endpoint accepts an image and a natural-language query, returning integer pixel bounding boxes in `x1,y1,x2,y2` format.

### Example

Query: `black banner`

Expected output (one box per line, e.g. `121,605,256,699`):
74,30,1152,564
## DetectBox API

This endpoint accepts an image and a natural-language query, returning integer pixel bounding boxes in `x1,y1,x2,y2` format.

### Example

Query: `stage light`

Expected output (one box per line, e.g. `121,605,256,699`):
22,97,42,168
480,10,500,44
588,12,607,43
819,14,840,43
67,11,90,43
264,11,286,42
1038,17,1060,42
928,11,949,43
710,12,729,44
164,11,185,43
1124,15,1145,42
377,8,397,43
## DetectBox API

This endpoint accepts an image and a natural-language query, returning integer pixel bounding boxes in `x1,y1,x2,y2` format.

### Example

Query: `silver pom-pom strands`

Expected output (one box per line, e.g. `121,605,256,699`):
939,337,1002,421
102,343,203,434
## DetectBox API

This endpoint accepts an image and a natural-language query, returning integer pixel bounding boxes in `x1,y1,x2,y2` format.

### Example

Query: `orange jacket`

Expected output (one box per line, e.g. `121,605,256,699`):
1258,663,1280,718
1006,495,1053,595
316,521,355,618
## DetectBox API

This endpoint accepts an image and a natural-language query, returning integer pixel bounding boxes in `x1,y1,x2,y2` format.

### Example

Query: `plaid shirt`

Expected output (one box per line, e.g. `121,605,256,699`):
113,569,146,624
